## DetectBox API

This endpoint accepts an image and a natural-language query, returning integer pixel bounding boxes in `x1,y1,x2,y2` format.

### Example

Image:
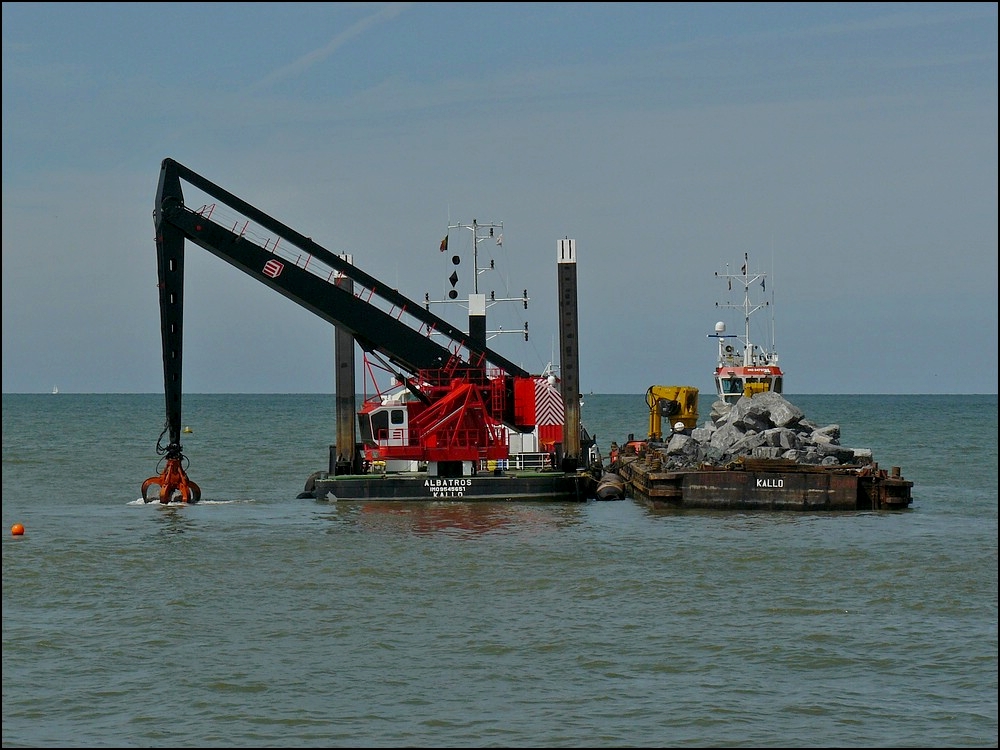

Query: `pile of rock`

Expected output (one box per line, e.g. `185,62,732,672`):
651,391,873,470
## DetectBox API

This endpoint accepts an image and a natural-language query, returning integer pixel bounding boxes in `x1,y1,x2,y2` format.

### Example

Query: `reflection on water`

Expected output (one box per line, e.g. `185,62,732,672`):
318,500,583,538
153,504,197,536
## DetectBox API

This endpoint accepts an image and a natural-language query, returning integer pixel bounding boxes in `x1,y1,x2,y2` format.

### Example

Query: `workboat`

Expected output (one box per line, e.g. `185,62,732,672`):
141,159,601,504
707,252,783,404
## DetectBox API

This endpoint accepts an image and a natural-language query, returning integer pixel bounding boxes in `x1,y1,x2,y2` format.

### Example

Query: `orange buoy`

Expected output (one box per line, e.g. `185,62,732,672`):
11,523,25,536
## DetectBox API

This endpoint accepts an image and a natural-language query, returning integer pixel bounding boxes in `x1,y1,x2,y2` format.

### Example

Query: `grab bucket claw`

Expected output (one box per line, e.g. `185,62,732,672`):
141,454,201,504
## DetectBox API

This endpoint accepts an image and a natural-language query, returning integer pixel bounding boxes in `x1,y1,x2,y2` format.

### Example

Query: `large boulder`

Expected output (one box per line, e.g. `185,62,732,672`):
647,392,875,470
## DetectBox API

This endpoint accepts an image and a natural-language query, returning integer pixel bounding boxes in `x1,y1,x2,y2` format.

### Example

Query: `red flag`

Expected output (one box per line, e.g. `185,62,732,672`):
439,235,448,252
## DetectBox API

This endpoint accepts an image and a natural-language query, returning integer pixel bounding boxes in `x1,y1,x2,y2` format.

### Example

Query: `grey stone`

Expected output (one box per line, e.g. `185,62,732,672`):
644,391,880,470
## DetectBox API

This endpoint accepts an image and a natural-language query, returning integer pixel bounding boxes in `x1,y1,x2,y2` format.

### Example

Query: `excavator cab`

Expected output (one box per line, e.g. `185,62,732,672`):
646,385,699,441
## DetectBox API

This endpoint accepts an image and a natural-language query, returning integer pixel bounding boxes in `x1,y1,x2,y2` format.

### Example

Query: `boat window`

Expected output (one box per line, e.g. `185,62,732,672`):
773,377,783,393
725,378,742,394
391,409,405,425
370,409,389,441
357,414,375,443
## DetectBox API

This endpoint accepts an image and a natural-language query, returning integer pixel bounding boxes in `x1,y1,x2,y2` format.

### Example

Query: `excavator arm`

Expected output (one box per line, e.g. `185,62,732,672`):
645,385,700,441
143,158,529,502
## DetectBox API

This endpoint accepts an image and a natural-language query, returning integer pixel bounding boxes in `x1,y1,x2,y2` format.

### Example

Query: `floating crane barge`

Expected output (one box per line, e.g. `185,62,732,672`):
142,158,598,504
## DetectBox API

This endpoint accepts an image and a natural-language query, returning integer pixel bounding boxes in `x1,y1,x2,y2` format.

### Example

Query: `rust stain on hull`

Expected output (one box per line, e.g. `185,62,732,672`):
618,457,913,511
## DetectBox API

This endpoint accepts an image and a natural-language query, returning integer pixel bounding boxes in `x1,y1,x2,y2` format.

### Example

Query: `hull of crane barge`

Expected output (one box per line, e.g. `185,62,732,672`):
302,471,598,503
617,457,913,511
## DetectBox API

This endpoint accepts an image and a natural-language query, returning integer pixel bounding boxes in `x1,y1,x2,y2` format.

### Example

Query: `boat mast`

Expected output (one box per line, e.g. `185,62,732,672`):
428,219,528,345
716,252,771,366
448,218,503,294
740,252,753,365
769,239,777,357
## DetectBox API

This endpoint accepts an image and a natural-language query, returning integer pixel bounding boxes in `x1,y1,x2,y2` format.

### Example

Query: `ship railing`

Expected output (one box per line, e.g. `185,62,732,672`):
505,452,554,471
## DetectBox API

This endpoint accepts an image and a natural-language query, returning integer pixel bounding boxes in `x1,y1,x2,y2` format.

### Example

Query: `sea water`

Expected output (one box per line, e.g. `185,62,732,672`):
2,393,997,747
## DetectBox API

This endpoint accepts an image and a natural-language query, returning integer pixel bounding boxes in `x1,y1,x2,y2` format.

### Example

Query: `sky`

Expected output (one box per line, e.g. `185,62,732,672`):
2,2,997,395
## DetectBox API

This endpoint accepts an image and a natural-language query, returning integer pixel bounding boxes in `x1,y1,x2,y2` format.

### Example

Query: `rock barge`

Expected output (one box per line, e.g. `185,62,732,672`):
609,254,915,512
612,391,913,511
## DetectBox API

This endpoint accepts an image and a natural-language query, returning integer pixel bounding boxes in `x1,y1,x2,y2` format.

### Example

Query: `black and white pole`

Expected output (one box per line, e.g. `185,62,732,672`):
557,238,581,470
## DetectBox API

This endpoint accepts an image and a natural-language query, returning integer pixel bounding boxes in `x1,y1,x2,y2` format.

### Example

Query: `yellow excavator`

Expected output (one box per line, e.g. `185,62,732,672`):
645,385,700,440
612,385,700,464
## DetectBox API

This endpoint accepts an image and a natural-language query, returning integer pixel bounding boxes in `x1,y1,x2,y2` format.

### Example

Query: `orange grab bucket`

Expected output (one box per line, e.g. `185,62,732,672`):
141,457,201,504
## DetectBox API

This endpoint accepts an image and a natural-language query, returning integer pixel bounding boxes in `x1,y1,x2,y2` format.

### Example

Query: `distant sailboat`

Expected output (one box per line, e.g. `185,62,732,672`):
52,385,59,395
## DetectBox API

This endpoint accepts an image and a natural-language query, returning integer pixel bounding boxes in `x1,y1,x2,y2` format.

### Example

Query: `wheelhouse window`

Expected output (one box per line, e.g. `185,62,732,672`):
369,409,389,441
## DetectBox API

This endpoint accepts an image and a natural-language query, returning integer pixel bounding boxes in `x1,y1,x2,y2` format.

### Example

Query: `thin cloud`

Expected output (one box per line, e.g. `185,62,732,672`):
248,3,411,91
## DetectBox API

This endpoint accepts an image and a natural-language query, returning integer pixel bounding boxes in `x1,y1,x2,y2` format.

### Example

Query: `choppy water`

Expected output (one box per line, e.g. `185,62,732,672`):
2,393,997,747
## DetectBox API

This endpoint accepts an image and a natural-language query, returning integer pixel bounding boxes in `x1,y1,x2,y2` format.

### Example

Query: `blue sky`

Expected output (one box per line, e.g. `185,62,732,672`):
2,2,997,394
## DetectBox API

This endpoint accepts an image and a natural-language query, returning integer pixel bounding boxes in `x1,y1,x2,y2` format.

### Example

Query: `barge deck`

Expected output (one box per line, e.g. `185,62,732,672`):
617,455,913,511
